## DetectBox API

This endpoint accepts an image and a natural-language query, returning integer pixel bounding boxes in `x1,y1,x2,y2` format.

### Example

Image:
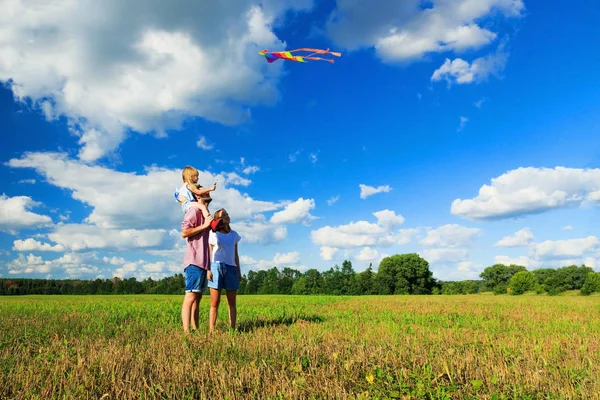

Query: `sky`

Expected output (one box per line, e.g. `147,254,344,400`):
1,0,600,282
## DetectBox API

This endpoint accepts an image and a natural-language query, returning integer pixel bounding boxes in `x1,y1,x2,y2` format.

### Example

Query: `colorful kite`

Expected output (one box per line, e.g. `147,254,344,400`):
259,48,341,64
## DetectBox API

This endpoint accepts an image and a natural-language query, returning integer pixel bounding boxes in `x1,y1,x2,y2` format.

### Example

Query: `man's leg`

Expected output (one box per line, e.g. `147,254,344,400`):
181,292,200,334
191,294,202,330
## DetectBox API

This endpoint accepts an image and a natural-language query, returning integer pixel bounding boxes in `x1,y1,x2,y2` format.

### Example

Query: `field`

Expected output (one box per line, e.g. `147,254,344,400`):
1,294,599,399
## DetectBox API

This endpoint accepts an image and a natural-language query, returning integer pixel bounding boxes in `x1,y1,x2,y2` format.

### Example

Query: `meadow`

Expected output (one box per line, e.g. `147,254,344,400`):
1,294,599,399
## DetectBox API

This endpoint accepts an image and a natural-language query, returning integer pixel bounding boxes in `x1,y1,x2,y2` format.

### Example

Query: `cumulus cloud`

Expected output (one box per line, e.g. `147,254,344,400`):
7,251,180,279
354,247,380,261
13,238,66,252
241,251,303,271
431,42,509,85
270,198,316,225
234,218,287,245
0,1,313,161
451,167,600,221
422,248,469,263
311,210,416,261
196,136,214,150
7,252,103,277
325,0,524,63
418,224,481,247
7,151,285,230
532,236,600,260
373,209,405,230
493,255,541,268
359,184,392,199
495,227,534,247
0,195,53,233
320,246,338,261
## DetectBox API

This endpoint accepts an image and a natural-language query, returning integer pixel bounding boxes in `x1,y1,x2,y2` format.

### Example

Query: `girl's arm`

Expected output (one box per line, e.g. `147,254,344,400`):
187,183,216,197
208,244,214,281
234,243,241,280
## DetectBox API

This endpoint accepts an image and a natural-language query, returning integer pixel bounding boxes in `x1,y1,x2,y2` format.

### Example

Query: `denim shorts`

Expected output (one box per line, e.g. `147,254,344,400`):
184,265,208,293
208,262,240,291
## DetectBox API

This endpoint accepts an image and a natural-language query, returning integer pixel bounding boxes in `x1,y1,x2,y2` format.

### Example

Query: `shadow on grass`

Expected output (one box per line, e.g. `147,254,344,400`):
236,315,324,333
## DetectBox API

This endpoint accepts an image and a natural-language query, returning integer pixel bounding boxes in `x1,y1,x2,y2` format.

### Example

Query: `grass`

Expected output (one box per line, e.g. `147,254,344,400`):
1,294,599,399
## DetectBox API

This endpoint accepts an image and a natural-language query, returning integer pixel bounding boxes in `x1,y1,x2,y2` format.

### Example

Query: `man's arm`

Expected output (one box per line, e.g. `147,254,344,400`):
181,215,213,238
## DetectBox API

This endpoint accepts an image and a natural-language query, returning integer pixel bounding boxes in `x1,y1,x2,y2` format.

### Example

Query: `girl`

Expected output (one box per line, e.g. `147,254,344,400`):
207,208,242,332
175,166,216,215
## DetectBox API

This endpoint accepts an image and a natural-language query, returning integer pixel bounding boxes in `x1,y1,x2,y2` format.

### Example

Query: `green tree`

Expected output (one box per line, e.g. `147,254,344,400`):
508,271,537,295
480,264,527,293
376,253,436,295
580,272,600,295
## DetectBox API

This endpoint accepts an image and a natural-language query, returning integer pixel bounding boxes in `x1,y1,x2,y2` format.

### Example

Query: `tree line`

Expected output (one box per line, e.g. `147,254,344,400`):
1,253,599,296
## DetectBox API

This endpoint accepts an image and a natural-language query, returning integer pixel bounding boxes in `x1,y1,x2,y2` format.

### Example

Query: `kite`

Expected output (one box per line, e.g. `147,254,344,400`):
259,48,341,64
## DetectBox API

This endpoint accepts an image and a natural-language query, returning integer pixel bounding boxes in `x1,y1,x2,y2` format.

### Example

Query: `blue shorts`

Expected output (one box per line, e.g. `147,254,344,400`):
184,265,208,293
208,262,240,291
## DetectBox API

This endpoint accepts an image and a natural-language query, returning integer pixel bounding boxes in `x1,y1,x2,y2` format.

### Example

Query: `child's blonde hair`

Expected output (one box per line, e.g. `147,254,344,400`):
182,166,198,185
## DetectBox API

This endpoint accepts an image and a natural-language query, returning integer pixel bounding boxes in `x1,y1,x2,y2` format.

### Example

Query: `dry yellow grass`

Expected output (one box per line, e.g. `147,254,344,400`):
1,294,599,399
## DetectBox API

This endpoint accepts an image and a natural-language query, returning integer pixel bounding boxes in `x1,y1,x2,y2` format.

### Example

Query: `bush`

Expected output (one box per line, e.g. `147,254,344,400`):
508,271,537,295
580,272,600,295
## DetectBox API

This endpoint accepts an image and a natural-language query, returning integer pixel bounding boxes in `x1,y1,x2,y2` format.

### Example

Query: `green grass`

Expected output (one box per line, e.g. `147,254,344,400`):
1,294,599,399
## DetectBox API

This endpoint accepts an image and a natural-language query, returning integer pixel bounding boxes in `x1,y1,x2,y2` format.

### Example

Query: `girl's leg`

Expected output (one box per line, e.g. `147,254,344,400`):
209,288,221,333
225,290,237,330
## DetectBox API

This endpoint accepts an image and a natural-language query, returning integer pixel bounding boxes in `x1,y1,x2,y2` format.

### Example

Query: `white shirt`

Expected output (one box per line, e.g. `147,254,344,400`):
209,230,241,266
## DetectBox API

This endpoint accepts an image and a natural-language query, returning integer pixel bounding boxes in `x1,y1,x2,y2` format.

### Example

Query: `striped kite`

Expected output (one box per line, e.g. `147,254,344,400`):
259,48,341,64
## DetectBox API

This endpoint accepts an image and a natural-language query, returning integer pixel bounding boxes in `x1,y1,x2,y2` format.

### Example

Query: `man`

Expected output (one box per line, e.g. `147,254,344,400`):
180,195,213,334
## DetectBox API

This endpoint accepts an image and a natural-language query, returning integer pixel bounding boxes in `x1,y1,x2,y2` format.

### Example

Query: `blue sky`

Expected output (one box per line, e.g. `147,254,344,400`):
1,0,599,281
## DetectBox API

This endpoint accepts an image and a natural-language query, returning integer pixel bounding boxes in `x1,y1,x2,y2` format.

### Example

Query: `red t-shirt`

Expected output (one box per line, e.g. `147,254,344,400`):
181,207,210,270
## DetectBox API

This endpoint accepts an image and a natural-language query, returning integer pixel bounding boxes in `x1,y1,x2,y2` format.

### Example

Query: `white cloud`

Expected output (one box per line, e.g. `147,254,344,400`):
13,238,66,252
495,227,534,247
311,221,385,248
320,246,338,261
18,179,36,184
289,150,301,163
196,136,214,150
242,165,260,174
242,251,301,270
532,236,600,260
325,0,524,63
270,198,316,225
0,1,313,161
419,224,481,247
7,252,104,277
373,209,405,230
0,194,53,234
354,247,380,261
494,255,541,268
273,251,300,265
457,116,468,132
422,248,469,263
431,43,509,85
563,225,573,231
451,167,600,221
234,219,287,245
359,183,392,199
7,152,286,230
474,98,487,108
47,224,172,252
327,196,339,205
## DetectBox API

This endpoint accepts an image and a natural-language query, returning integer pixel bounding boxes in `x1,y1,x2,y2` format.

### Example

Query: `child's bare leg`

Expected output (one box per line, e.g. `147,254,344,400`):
191,202,210,218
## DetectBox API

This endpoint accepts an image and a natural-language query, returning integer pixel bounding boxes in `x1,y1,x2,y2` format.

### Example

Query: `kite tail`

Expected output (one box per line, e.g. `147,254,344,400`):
304,56,335,63
288,48,342,57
